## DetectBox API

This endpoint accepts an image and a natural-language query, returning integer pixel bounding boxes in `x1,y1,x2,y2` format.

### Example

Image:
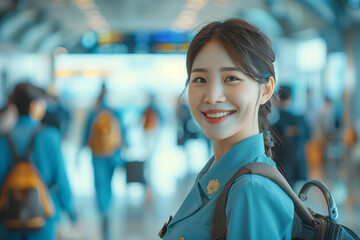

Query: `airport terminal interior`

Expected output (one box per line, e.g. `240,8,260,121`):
1,0,360,239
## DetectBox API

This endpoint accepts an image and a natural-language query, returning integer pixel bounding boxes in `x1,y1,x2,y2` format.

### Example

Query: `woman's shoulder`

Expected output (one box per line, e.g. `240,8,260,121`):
224,167,294,238
36,124,62,142
228,172,294,215
230,173,284,194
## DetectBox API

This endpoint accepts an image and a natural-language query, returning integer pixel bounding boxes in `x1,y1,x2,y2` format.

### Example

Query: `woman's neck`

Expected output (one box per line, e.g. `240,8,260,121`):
212,131,260,163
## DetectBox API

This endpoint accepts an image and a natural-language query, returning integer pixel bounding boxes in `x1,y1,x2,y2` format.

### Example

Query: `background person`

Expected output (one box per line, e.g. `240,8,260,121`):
0,82,77,240
81,81,126,240
272,85,310,188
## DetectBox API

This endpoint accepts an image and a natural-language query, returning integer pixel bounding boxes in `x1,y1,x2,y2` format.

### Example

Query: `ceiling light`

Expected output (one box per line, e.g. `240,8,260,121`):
78,2,95,10
172,21,193,31
184,2,203,10
181,9,196,17
72,0,94,4
86,10,99,18
178,14,193,21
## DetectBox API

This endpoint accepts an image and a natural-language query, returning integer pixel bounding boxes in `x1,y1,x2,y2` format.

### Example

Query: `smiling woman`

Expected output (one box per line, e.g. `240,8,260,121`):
159,19,294,240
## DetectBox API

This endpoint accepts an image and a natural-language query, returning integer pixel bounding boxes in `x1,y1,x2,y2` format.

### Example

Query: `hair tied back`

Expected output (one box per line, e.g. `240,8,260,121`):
263,130,274,148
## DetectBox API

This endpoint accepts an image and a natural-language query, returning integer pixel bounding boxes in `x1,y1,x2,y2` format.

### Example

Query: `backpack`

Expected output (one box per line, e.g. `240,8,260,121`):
0,126,54,231
87,109,122,157
211,162,360,240
143,107,159,131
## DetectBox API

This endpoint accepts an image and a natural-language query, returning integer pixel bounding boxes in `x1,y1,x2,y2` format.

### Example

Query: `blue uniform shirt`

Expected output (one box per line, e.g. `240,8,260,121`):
0,116,76,239
164,133,294,240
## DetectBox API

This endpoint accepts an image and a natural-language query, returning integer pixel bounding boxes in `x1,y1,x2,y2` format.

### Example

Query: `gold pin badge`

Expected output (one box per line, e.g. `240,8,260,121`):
207,179,220,194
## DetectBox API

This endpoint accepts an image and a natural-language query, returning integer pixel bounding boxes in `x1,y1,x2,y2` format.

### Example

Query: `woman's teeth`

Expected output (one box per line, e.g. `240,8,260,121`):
205,111,234,118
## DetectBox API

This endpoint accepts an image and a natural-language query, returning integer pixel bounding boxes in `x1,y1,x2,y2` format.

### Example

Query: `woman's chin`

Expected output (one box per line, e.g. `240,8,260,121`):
204,132,229,142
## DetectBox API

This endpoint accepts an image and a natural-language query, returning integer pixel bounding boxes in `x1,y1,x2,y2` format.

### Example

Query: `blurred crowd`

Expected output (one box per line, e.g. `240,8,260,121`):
0,80,210,240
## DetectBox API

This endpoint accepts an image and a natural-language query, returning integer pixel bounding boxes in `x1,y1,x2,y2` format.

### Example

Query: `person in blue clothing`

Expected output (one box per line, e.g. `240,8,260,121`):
159,19,294,239
273,85,310,188
81,81,126,240
0,83,77,240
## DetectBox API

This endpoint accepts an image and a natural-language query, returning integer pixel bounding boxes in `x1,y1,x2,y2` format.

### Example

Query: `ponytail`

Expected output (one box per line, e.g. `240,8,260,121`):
259,98,285,176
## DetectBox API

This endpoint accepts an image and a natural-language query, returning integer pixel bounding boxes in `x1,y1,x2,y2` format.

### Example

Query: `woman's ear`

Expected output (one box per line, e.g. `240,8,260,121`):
260,77,275,105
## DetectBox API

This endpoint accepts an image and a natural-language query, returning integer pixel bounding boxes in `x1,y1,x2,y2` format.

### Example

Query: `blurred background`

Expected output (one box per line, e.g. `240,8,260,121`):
1,0,360,239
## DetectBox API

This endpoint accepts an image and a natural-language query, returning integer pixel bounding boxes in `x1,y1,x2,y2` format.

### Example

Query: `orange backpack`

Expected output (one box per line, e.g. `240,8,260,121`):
0,126,54,230
143,107,159,131
87,109,122,157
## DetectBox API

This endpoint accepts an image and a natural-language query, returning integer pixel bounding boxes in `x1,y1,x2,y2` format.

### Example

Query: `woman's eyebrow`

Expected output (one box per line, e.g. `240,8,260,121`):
220,67,239,72
191,68,208,73
191,67,239,73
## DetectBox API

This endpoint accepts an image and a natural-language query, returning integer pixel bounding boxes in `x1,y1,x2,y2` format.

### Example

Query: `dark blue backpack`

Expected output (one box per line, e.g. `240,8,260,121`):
212,162,360,240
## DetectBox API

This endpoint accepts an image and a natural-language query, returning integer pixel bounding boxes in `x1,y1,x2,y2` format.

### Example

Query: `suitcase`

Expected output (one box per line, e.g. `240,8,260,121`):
125,161,145,184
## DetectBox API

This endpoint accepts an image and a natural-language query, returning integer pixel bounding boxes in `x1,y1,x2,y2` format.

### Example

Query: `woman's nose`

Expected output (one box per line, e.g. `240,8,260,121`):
203,83,225,104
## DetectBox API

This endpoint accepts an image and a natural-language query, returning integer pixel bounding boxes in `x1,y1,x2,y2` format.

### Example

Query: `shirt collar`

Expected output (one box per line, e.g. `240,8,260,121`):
197,133,269,200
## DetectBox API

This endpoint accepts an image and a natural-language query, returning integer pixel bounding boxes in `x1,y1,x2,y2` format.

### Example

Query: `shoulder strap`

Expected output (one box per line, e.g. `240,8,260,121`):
211,162,316,240
25,125,45,161
5,125,45,163
5,133,21,162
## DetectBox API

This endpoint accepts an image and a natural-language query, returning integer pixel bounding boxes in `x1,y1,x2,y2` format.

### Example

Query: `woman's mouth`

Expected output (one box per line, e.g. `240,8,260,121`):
202,110,236,124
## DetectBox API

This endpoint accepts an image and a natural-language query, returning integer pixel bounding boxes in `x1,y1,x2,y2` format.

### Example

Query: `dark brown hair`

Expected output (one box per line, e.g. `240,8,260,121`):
10,83,45,116
186,18,283,174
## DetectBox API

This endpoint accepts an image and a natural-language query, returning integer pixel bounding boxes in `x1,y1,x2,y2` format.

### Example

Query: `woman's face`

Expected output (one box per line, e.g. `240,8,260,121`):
188,40,265,142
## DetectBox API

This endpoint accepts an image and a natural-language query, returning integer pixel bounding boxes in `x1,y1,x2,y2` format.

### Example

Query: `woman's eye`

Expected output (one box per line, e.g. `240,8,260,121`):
224,76,239,82
192,77,206,83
